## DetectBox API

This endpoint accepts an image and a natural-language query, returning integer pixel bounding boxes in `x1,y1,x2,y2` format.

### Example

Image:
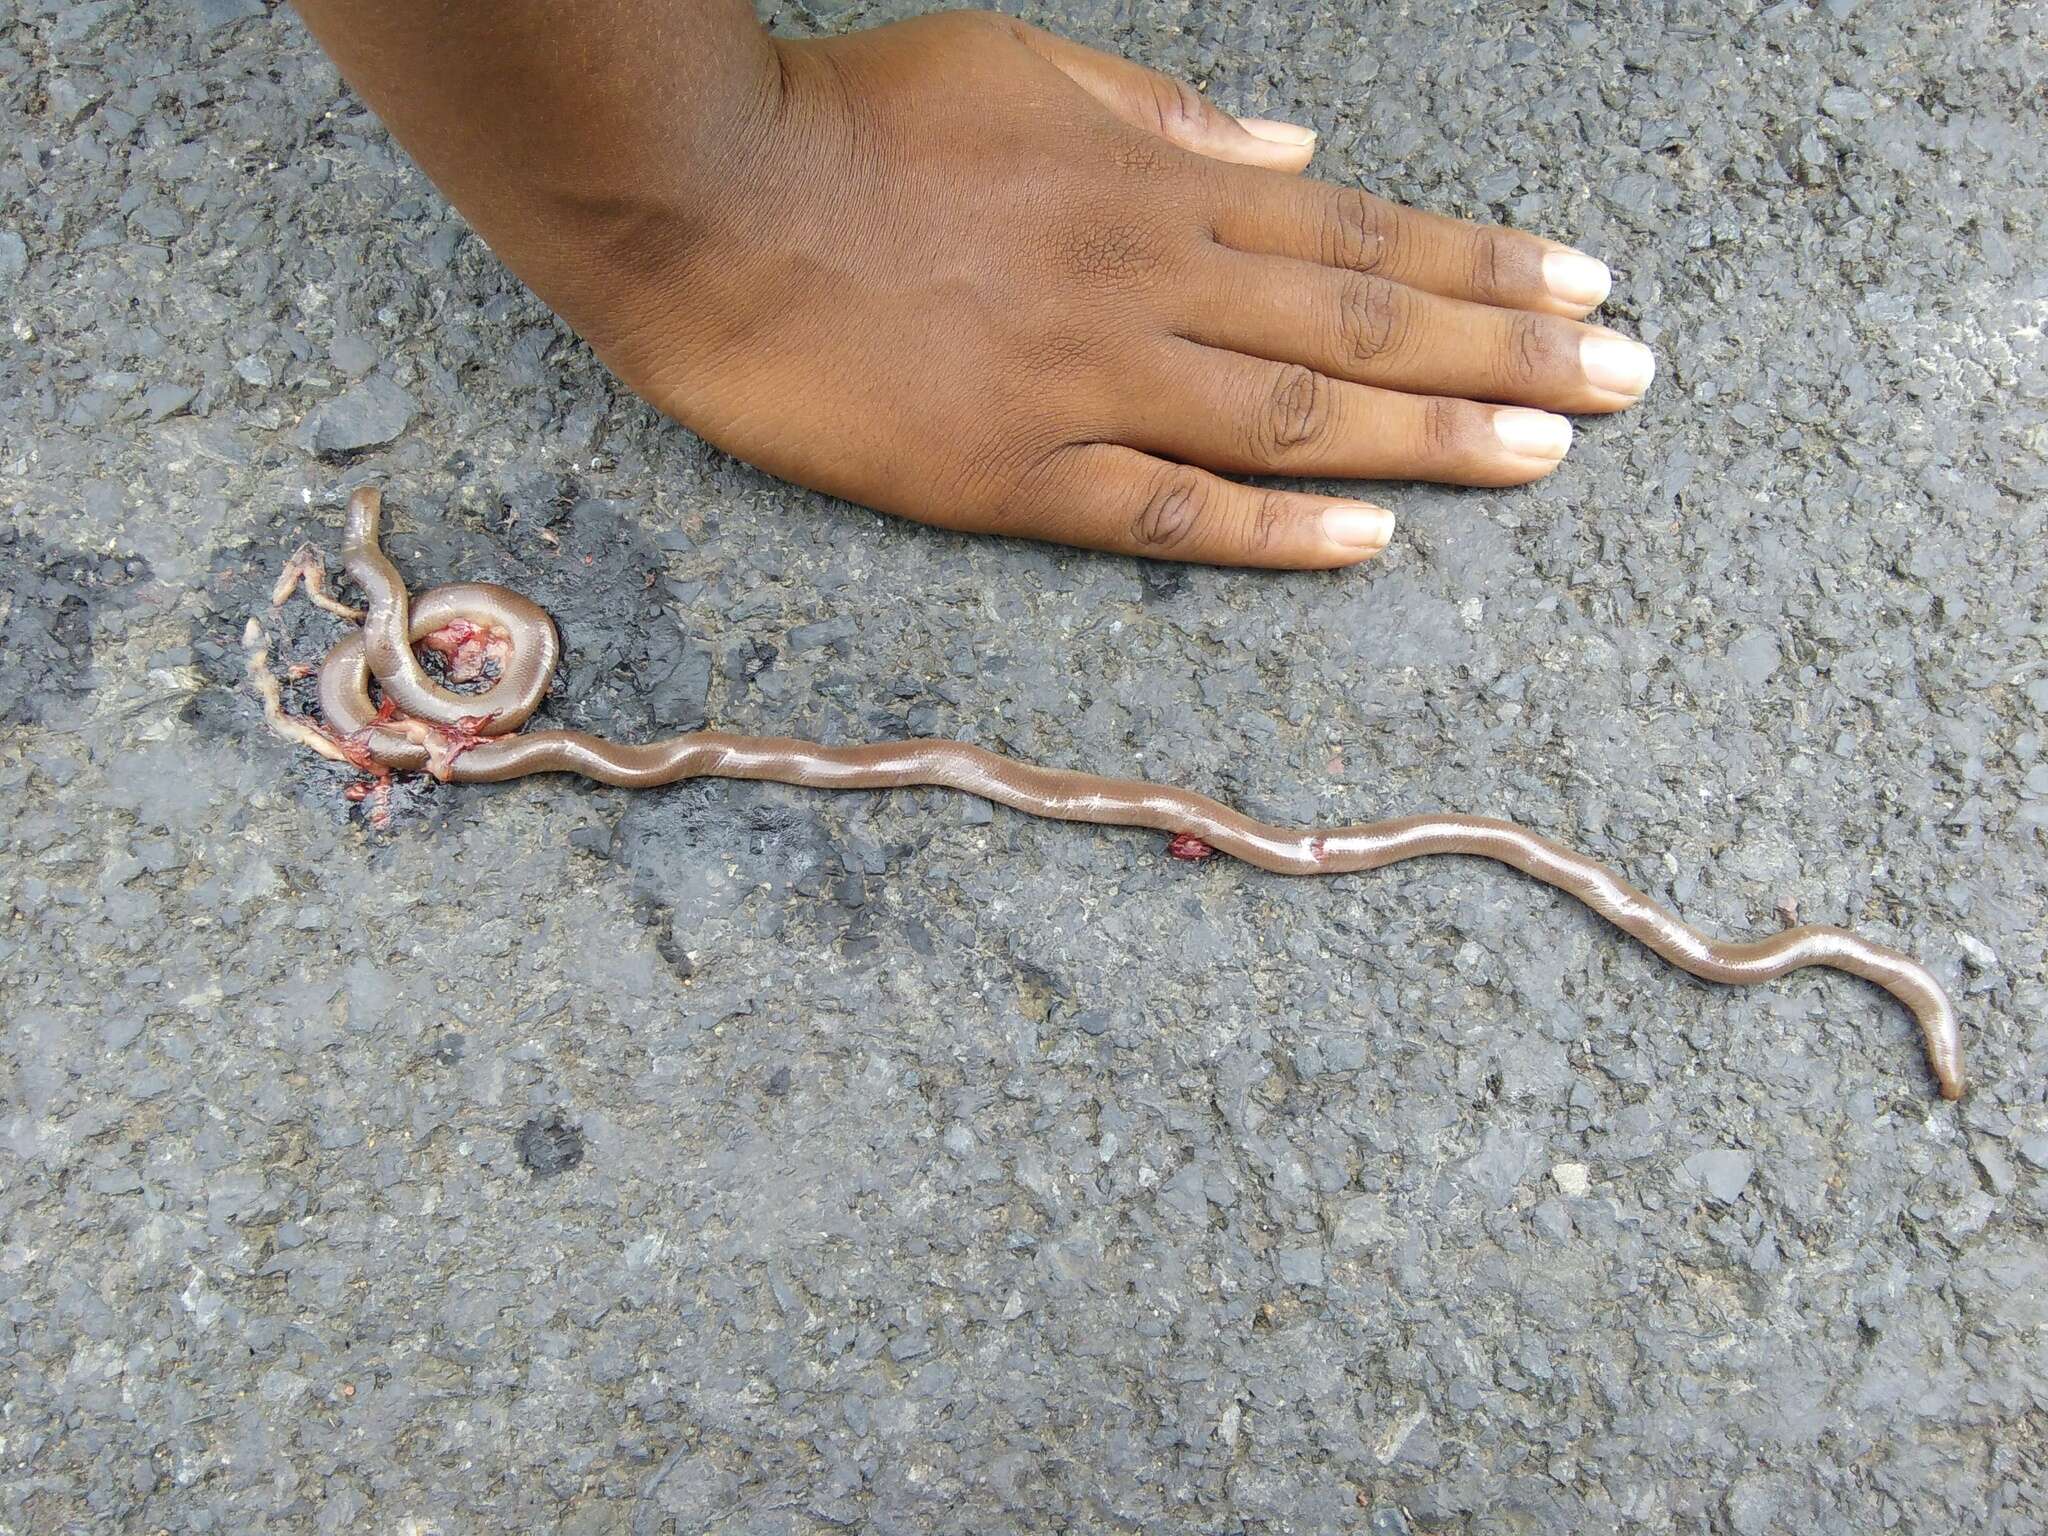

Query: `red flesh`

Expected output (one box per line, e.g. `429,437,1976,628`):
416,617,511,684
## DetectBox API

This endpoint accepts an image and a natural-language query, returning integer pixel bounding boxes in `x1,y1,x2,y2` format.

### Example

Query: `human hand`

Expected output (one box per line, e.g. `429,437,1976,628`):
316,6,1654,567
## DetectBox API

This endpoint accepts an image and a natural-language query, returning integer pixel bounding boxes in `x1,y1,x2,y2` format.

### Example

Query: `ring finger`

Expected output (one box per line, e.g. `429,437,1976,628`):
1124,340,1576,485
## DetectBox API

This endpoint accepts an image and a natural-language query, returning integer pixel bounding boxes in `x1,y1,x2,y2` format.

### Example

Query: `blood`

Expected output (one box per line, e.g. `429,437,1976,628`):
425,712,497,778
1167,833,1215,861
342,771,394,829
324,699,400,826
318,697,498,824
415,617,510,684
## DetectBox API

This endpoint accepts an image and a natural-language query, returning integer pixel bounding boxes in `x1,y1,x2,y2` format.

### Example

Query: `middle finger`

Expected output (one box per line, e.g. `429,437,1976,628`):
1181,247,1657,414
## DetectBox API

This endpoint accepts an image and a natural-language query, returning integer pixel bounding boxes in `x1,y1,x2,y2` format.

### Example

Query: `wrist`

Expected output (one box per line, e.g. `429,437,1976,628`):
526,36,842,423
480,48,786,268
293,0,790,348
490,42,799,376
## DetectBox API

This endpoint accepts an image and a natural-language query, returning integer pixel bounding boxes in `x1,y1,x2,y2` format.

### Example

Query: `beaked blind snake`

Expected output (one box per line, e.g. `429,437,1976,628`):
242,487,1965,1099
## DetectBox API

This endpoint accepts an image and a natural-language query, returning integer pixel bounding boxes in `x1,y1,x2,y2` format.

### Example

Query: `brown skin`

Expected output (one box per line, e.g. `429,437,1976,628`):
293,1,1655,567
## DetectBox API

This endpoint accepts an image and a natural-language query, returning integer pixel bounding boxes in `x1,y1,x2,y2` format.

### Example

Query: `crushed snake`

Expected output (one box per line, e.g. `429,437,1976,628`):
242,486,1966,1100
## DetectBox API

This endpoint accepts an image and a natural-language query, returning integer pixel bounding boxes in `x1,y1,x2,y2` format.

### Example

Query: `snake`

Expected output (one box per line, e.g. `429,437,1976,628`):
247,486,1965,1100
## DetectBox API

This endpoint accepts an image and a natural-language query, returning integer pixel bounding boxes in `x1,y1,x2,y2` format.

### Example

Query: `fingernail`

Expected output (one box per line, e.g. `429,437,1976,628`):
1236,116,1317,148
1323,503,1395,552
1492,408,1573,459
1580,332,1656,397
1542,248,1612,307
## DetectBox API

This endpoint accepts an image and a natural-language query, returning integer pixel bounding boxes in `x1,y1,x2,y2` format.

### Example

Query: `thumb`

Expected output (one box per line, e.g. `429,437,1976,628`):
1014,25,1318,173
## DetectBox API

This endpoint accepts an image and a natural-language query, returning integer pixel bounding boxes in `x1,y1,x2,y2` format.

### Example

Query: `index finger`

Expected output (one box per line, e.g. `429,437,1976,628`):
1208,170,1615,319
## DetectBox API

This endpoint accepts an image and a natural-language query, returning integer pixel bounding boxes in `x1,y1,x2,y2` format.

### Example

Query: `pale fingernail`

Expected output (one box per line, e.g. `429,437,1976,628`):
1323,504,1395,552
1580,332,1656,397
1492,408,1573,459
1542,248,1612,307
1236,116,1317,148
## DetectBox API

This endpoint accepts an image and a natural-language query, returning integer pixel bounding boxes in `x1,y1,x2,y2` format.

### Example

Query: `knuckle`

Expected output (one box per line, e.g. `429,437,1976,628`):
975,435,1076,534
1420,395,1473,461
1132,467,1209,551
1467,233,1510,305
1335,276,1400,366
1497,313,1566,390
1064,221,1161,286
1018,328,1095,378
1147,74,1212,140
945,453,1027,530
1111,133,1171,177
1246,490,1289,555
1322,189,1397,275
1249,364,1331,463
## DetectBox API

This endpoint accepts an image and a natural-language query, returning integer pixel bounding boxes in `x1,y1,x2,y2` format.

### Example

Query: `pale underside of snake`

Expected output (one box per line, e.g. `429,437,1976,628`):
241,487,1965,1100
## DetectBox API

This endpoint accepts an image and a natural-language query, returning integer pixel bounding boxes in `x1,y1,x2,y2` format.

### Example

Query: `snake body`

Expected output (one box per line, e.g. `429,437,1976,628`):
279,487,1965,1099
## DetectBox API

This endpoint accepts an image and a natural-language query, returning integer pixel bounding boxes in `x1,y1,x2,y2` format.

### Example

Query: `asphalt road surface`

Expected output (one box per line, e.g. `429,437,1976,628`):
3,1,2043,1531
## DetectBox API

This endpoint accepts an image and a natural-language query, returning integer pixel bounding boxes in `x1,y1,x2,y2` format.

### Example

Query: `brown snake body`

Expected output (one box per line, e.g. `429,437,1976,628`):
247,487,1965,1099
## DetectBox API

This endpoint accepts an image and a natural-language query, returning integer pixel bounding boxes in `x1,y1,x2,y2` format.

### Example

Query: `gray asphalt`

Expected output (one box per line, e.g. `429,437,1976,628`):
4,1,2045,1531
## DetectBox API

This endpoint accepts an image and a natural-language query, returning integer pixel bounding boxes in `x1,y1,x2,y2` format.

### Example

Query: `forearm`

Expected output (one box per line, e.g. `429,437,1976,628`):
290,0,781,316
